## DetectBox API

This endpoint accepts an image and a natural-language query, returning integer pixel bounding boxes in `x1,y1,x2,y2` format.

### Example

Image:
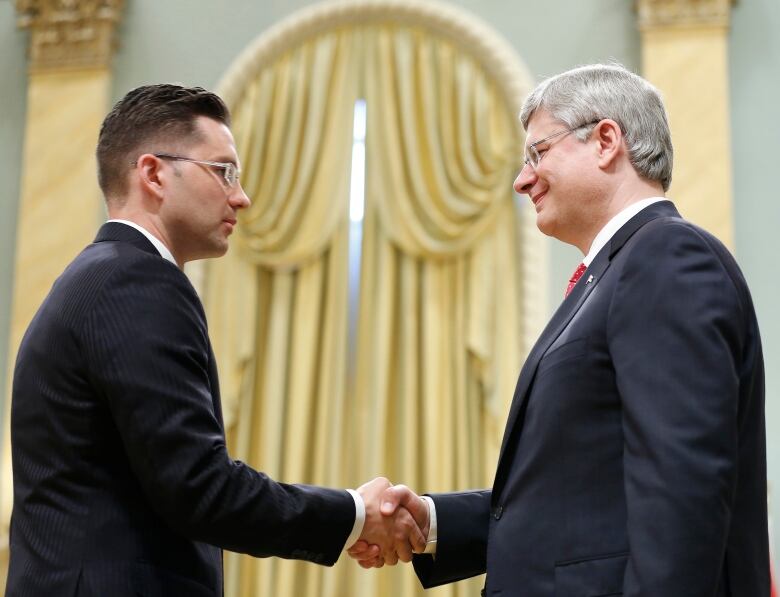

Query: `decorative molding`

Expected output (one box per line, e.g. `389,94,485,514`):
15,0,124,72
216,0,533,122
637,0,735,30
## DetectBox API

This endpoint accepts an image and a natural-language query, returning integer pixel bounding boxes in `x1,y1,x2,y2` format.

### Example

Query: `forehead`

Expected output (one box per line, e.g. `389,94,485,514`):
192,115,238,160
524,109,564,146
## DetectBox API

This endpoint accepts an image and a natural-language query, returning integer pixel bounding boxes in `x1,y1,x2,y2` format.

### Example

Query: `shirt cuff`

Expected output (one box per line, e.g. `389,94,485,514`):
421,495,438,554
343,488,365,550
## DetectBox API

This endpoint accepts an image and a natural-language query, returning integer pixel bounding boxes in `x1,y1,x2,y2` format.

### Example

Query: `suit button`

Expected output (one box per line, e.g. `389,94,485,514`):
491,505,503,520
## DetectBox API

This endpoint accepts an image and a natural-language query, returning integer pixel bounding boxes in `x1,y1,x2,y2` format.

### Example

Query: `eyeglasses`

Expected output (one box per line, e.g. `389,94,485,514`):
523,121,601,170
146,153,241,187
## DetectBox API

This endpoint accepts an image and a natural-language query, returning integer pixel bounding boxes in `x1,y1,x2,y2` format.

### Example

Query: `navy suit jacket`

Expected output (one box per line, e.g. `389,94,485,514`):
414,201,769,596
7,223,355,596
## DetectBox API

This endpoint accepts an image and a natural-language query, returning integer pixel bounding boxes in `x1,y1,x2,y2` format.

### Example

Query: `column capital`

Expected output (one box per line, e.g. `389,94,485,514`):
637,0,736,30
15,0,125,72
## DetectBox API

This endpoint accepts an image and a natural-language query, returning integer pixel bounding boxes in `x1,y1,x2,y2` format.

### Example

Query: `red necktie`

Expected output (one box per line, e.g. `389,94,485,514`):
565,262,587,298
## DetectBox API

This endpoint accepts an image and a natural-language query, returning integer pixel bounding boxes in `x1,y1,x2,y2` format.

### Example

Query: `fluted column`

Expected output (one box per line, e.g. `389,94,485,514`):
0,0,124,585
638,0,735,248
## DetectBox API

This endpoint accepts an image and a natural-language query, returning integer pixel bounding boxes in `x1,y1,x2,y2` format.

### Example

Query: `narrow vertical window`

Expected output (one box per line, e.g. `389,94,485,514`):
350,99,367,223
347,99,367,371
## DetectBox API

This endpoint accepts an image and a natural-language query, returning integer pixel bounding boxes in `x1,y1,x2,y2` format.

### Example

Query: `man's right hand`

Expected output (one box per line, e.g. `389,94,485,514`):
350,482,429,568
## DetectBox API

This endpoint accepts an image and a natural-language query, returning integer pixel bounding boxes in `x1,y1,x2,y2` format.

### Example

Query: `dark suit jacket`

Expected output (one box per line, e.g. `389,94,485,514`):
7,222,355,596
414,201,769,597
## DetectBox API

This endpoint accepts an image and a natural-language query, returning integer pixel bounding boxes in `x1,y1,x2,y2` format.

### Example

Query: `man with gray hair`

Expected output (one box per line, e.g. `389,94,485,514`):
351,63,769,596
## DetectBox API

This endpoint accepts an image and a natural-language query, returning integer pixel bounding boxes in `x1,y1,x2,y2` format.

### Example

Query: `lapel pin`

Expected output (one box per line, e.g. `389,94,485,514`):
586,275,594,285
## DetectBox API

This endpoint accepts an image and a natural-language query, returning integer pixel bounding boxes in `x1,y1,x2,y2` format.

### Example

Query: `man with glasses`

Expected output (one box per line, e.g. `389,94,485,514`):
6,84,425,596
352,63,769,596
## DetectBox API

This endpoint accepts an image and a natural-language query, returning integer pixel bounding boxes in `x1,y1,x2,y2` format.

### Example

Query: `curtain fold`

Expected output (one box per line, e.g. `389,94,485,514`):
233,30,359,267
205,19,527,597
204,28,359,597
346,25,522,597
369,27,519,258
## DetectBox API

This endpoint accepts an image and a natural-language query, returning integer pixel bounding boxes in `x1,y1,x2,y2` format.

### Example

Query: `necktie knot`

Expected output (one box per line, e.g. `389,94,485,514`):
565,262,587,298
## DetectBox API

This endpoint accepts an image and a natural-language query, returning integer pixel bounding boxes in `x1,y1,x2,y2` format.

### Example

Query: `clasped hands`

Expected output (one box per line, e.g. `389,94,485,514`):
349,477,428,568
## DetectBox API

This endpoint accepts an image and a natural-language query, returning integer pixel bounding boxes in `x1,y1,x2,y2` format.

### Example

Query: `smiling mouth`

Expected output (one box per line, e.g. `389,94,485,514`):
531,191,546,207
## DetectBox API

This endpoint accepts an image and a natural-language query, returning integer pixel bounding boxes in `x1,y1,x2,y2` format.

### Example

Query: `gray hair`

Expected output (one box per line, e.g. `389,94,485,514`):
520,63,673,192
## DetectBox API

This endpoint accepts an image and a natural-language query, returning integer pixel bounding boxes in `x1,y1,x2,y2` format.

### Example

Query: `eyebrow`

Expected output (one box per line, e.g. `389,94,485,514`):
529,135,552,148
212,156,238,166
523,138,543,154
525,133,547,149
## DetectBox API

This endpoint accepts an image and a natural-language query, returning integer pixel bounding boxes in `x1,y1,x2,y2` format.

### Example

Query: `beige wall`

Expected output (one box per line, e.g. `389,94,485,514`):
730,0,780,531
0,2,27,434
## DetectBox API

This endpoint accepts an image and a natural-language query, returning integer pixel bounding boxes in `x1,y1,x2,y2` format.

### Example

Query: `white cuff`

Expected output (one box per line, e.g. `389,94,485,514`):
344,489,365,550
421,495,437,554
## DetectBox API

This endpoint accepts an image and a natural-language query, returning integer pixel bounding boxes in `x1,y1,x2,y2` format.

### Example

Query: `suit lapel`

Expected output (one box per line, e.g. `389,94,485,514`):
494,253,608,473
493,201,682,492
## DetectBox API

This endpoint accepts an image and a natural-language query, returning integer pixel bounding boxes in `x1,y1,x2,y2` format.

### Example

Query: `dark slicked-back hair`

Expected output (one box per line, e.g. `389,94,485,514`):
96,84,230,199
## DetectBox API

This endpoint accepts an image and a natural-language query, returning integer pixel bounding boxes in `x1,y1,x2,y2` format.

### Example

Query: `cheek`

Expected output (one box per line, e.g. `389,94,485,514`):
549,167,589,202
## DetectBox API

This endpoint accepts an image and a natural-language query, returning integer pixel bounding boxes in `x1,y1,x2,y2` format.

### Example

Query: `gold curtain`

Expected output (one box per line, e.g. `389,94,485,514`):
204,28,361,597
350,26,522,597
205,20,525,597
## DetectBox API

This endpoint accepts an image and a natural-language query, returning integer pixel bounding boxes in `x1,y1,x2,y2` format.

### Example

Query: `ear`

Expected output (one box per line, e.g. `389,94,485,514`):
593,119,623,170
134,153,166,199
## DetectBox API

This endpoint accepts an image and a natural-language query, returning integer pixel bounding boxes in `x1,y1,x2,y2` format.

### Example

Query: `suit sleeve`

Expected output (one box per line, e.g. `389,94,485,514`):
412,489,491,588
82,255,354,565
608,221,748,595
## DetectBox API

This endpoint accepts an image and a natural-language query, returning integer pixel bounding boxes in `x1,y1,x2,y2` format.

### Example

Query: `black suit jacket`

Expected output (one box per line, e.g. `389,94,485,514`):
7,223,355,596
414,202,769,596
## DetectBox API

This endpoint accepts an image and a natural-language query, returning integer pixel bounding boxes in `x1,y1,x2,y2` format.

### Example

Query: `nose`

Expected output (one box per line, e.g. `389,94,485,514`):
513,162,537,195
230,182,251,209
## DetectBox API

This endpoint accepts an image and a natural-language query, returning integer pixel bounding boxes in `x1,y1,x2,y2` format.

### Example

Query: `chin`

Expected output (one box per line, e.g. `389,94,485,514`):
535,214,556,238
192,244,228,262
208,236,230,254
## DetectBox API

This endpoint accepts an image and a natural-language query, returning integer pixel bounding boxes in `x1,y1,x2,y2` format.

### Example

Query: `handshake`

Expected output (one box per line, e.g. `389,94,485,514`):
349,477,431,568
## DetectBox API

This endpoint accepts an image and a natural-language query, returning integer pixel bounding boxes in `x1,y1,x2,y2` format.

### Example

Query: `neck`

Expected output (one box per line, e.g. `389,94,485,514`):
605,177,664,218
107,205,182,267
582,177,665,251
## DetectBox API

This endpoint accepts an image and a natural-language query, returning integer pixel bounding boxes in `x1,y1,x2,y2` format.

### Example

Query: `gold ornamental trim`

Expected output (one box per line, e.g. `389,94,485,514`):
15,0,125,72
637,0,736,30
216,0,534,120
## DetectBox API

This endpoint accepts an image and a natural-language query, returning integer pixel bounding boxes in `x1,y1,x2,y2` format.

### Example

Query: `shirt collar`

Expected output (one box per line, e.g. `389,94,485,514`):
106,219,177,265
582,197,669,266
